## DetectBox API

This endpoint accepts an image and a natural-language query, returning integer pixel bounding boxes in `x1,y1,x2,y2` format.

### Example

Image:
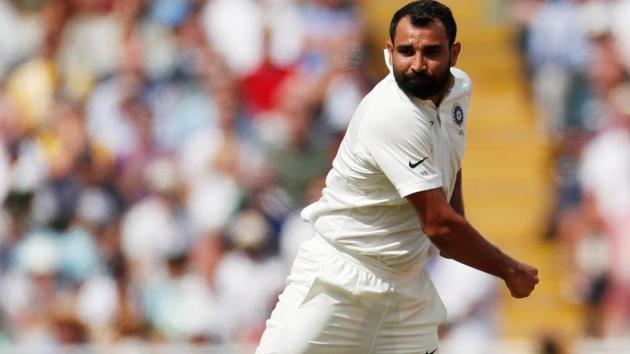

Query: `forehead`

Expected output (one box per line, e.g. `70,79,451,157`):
393,15,449,46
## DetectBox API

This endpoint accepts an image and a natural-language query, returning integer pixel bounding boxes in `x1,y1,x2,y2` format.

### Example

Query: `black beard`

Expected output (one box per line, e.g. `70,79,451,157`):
393,67,450,100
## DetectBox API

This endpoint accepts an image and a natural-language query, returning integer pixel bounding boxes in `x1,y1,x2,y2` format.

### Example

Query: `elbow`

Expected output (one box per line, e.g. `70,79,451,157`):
422,222,455,251
422,222,450,240
421,212,462,241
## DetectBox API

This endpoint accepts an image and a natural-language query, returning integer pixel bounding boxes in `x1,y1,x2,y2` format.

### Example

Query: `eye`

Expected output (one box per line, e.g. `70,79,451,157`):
397,46,414,56
423,46,442,58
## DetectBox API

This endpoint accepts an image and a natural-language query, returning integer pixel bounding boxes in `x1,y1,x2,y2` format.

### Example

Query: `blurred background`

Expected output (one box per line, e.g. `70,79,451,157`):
0,0,629,353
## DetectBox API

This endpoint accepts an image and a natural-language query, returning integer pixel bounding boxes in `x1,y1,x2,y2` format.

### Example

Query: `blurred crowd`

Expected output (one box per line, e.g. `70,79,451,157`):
510,0,630,338
10,0,630,350
0,0,373,347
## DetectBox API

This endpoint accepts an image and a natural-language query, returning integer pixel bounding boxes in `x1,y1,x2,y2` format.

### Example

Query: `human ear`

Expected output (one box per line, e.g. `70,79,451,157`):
450,42,461,66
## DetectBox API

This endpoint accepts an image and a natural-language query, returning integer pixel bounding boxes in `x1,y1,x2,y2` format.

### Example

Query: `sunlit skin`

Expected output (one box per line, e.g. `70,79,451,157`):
386,16,461,106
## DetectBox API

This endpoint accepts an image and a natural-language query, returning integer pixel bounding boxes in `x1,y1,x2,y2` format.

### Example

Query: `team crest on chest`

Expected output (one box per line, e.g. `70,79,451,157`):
452,104,464,126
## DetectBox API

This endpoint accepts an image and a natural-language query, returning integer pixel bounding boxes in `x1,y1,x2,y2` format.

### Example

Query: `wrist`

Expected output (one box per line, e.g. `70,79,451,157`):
500,260,518,281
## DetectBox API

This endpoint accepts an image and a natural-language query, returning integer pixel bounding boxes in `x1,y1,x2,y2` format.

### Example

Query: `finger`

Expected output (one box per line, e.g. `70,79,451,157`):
512,287,528,298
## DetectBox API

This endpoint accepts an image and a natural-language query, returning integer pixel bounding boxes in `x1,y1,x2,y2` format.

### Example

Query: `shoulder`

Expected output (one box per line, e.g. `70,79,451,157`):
445,67,473,126
451,67,473,96
360,75,431,135
367,75,417,114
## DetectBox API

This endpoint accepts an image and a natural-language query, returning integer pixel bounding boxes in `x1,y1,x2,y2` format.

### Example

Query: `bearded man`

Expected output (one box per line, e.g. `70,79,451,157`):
256,2,539,353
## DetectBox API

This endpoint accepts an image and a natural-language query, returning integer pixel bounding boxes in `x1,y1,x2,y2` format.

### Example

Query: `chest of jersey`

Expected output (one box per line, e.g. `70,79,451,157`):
428,102,467,199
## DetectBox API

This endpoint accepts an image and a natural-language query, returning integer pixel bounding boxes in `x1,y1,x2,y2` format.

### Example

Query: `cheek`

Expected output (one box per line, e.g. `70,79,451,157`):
393,56,411,71
426,59,445,72
427,59,450,77
393,64,412,78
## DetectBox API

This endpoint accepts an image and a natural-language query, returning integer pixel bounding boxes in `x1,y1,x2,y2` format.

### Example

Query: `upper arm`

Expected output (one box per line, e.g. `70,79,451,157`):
362,108,442,198
406,186,462,237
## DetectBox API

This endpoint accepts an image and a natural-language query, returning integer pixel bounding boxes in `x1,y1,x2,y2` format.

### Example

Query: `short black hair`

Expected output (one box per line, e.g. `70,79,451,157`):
389,0,457,46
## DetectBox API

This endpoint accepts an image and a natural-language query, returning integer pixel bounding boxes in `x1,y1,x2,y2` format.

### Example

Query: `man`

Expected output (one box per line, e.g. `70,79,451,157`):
256,1,539,353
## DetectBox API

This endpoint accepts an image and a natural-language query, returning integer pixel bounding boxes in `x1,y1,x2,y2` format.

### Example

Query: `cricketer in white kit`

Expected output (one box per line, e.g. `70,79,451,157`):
256,1,539,353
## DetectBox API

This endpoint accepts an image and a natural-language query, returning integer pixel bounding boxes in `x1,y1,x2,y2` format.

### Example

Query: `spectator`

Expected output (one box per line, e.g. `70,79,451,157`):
429,255,498,354
0,0,370,347
513,0,630,339
526,0,590,138
550,3,630,336
265,76,329,207
578,82,630,336
278,176,324,269
142,252,223,341
215,209,285,343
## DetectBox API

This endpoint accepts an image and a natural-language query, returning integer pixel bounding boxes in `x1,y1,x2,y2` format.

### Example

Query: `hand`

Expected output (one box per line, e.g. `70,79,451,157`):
504,262,539,298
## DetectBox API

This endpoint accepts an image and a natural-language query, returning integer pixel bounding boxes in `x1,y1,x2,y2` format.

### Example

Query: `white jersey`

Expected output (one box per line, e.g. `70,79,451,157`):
301,56,472,270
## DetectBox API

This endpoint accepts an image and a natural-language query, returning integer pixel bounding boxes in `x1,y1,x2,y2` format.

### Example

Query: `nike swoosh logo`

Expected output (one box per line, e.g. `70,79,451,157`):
409,157,428,168
426,349,438,354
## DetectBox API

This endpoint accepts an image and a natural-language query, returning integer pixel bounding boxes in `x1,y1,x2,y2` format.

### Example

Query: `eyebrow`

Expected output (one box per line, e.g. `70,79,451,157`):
396,44,413,50
422,44,443,52
395,43,443,51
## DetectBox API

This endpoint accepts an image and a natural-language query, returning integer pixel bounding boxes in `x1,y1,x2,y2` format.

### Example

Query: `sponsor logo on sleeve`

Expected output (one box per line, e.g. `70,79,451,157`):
408,157,428,169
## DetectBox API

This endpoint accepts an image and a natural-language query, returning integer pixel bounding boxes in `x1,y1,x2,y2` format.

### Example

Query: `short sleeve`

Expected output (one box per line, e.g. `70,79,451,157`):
361,111,442,198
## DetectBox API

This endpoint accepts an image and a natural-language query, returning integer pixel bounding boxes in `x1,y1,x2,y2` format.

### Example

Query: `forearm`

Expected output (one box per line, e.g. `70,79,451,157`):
408,187,538,298
427,215,516,280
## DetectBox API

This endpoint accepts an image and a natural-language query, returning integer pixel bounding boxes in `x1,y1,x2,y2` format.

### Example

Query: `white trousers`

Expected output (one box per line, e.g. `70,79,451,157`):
256,235,446,354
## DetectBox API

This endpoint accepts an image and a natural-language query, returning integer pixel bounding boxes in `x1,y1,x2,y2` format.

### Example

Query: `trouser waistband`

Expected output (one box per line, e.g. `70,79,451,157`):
312,233,424,281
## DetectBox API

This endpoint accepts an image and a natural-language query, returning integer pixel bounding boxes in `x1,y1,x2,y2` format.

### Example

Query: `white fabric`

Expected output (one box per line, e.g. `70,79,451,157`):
146,272,223,339
279,211,315,269
138,21,178,80
256,235,444,354
579,128,630,286
85,78,138,159
0,270,35,319
579,129,630,220
0,144,10,204
120,197,180,272
201,0,304,76
430,256,497,354
58,14,123,79
612,0,630,73
265,0,305,67
0,2,42,77
186,172,240,235
14,232,60,275
9,139,48,193
202,0,264,76
76,274,119,327
301,53,472,269
215,251,286,338
323,73,364,132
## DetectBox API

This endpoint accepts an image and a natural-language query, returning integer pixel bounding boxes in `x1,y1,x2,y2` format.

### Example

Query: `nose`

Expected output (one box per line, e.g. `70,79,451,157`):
410,53,427,73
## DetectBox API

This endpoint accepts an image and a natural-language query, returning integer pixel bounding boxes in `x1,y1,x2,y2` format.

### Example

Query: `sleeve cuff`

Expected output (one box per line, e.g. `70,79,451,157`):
397,178,443,198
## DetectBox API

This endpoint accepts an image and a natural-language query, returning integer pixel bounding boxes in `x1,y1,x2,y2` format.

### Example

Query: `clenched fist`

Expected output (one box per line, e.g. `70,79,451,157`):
504,262,539,298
